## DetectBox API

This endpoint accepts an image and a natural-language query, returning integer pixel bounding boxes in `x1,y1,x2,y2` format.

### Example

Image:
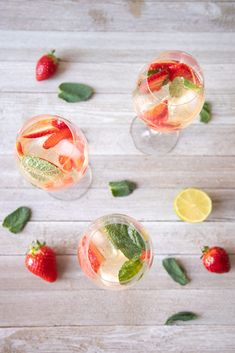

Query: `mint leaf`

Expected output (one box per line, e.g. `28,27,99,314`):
2,207,31,234
162,258,189,286
147,69,160,77
119,259,143,284
200,101,211,123
183,78,202,92
169,77,185,97
105,224,143,259
109,180,137,197
58,82,94,103
128,228,145,251
20,156,63,185
165,311,198,325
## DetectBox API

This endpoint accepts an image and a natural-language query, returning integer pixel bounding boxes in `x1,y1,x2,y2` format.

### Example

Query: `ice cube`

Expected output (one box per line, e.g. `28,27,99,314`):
53,139,82,159
92,230,118,259
98,251,129,284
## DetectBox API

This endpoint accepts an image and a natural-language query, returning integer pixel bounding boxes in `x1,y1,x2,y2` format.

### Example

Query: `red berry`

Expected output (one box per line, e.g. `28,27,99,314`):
36,50,59,81
25,240,57,282
201,246,230,274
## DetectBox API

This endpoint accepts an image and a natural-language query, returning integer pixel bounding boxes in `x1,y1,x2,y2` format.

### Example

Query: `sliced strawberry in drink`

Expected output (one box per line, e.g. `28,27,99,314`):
140,250,151,261
58,155,73,171
168,63,197,83
88,241,105,273
148,60,177,73
141,100,168,126
139,71,168,94
23,126,59,138
16,141,24,156
51,119,68,130
73,155,85,172
43,128,72,149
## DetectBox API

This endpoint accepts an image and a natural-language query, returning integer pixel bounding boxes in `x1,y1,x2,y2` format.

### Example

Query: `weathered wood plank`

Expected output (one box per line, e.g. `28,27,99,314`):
0,62,234,93
1,155,235,189
1,221,235,256
0,31,235,64
1,289,235,326
0,188,234,222
1,254,234,291
1,1,235,32
1,325,235,353
0,92,234,126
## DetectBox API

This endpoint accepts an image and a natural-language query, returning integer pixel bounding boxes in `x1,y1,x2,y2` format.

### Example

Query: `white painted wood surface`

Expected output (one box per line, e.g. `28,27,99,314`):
1,1,235,352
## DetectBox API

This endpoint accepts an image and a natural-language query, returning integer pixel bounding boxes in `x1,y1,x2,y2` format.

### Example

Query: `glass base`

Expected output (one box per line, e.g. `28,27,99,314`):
130,117,179,155
48,165,92,201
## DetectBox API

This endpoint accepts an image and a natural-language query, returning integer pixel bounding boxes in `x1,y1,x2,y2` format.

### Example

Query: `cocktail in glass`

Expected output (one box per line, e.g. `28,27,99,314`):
78,214,153,290
131,51,205,154
15,115,92,200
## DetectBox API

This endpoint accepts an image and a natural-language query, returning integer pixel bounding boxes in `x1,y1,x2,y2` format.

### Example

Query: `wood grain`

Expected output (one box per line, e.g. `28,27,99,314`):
1,325,235,353
1,1,235,32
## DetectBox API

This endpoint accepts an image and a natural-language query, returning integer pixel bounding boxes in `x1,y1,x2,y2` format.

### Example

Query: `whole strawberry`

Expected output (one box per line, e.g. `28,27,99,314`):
36,50,59,81
201,246,230,274
25,240,57,282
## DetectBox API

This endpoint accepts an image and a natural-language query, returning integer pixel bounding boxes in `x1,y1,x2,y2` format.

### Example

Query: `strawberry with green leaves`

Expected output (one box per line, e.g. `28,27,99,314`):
25,240,57,282
36,50,60,81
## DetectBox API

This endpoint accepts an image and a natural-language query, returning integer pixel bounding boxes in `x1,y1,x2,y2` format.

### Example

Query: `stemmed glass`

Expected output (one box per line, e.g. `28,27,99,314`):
131,51,205,155
15,114,92,200
78,213,153,290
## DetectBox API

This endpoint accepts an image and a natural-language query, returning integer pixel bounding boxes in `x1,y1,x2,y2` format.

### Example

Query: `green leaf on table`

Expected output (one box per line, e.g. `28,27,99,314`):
162,258,190,285
109,180,137,197
200,101,212,123
119,259,143,284
20,156,63,184
2,207,31,234
105,224,144,260
165,311,198,325
58,82,94,103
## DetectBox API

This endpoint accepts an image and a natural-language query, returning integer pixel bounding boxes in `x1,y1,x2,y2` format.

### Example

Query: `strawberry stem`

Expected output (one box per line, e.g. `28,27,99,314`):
29,240,46,256
200,246,210,259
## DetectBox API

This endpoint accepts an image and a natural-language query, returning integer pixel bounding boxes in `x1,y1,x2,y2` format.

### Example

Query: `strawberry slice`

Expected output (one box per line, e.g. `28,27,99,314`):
168,63,198,83
58,155,73,171
23,126,59,138
139,71,168,94
73,155,85,172
141,100,168,126
16,141,24,156
140,250,151,261
43,127,72,149
88,241,105,273
51,119,68,130
148,60,177,73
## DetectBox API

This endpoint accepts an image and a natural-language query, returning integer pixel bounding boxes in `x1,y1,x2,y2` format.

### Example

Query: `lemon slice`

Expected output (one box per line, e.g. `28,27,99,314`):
174,188,212,223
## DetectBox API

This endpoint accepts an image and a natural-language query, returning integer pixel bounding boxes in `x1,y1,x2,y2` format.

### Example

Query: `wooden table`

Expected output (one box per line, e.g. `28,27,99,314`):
1,1,235,352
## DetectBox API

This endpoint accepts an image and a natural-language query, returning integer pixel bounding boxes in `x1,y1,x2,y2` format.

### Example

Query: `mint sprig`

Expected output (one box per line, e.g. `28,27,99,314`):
169,77,202,98
2,207,31,234
162,258,190,286
200,101,211,123
118,259,143,284
58,82,94,103
165,311,198,325
105,224,145,260
109,180,137,197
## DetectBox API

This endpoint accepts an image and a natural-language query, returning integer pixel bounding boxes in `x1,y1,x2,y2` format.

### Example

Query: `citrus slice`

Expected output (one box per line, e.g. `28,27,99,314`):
174,188,212,223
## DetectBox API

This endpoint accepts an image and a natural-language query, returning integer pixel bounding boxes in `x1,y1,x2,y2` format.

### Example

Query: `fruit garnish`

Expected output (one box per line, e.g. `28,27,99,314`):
58,82,94,103
105,224,145,260
118,259,143,284
16,141,24,156
168,62,198,83
20,156,63,185
25,240,57,282
23,126,59,138
51,119,68,130
139,71,169,94
141,100,168,126
201,246,230,273
140,250,151,261
74,155,85,172
162,258,189,286
43,127,72,149
165,312,198,325
2,207,31,234
109,180,137,197
174,188,212,223
36,49,60,81
88,241,105,273
58,155,73,171
200,101,211,124
148,60,177,73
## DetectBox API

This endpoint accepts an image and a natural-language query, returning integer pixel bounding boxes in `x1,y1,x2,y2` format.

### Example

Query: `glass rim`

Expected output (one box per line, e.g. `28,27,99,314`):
79,213,153,286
